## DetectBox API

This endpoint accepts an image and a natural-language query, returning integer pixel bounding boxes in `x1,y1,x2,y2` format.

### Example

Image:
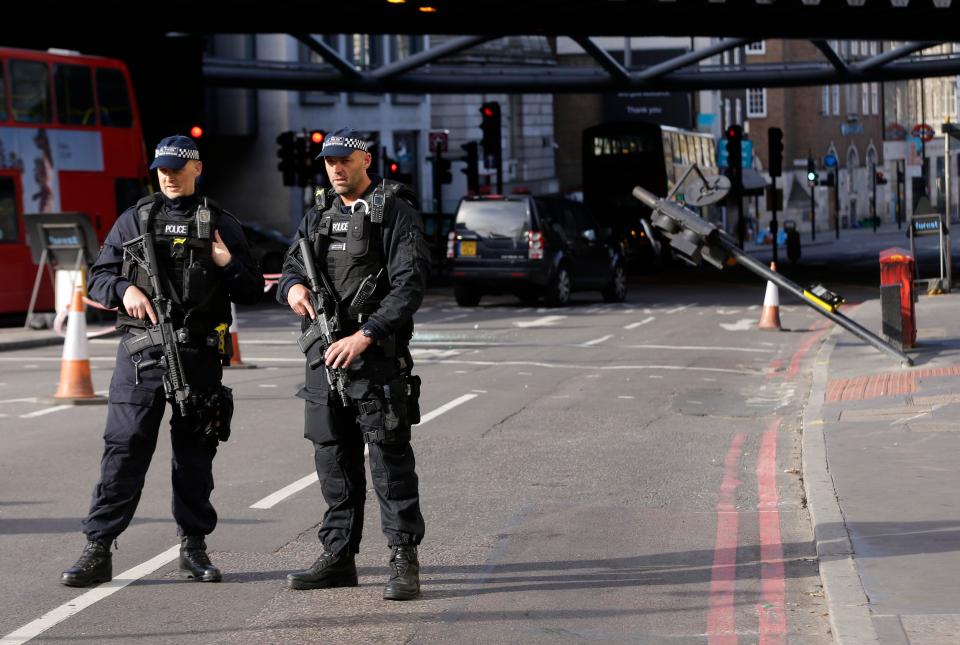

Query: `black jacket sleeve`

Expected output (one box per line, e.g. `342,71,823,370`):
363,198,429,340
216,212,265,305
87,207,140,309
277,207,316,305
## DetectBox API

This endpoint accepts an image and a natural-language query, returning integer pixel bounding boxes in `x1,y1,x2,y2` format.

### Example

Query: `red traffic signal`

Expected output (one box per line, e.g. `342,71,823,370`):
310,130,325,145
389,161,399,174
190,125,204,139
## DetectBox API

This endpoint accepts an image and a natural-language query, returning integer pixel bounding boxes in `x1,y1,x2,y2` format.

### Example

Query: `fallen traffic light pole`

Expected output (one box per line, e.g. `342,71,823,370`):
632,184,913,366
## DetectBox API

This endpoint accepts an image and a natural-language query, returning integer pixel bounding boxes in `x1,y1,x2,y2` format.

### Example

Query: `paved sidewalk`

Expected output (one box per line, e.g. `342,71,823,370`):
803,291,960,645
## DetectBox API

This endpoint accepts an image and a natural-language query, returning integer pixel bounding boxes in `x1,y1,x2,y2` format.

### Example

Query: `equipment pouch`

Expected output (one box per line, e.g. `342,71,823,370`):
405,374,421,425
347,210,370,258
198,385,234,443
184,262,205,304
358,379,410,445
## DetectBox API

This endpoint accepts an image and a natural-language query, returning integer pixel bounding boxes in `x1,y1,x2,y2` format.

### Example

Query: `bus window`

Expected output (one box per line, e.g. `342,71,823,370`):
0,63,6,122
96,68,133,127
696,137,707,167
10,60,51,123
679,135,691,166
55,64,95,125
670,133,682,165
0,178,17,242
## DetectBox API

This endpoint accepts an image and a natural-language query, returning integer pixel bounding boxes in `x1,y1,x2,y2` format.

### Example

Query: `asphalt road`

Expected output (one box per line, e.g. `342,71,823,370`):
0,282,839,644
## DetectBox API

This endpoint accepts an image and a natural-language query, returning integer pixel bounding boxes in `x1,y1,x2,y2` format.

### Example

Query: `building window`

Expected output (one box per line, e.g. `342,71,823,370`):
746,88,767,118
871,83,879,115
851,41,859,56
822,86,830,116
745,41,765,55
391,35,424,62
348,34,382,70
862,83,870,115
301,34,340,106
832,85,840,116
734,48,741,65
870,41,878,56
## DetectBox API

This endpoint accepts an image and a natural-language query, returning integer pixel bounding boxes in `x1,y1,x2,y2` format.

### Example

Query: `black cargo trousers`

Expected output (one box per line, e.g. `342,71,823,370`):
81,332,223,543
299,349,424,556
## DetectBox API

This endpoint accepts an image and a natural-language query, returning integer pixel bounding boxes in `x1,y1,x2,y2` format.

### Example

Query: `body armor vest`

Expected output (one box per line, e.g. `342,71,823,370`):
118,195,227,334
309,180,415,325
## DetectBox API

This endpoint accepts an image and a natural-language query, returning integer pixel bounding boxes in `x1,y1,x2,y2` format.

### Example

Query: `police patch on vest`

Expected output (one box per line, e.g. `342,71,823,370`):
332,221,350,233
329,242,347,252
164,223,189,235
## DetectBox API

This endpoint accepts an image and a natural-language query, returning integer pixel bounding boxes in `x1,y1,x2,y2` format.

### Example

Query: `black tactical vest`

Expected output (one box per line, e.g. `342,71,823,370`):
118,194,228,333
309,180,416,325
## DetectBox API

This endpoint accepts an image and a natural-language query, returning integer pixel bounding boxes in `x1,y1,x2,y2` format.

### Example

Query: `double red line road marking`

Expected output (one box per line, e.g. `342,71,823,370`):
707,323,828,644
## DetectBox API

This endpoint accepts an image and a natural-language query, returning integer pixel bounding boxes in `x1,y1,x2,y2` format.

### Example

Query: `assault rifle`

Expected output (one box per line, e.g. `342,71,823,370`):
121,232,191,416
296,239,351,405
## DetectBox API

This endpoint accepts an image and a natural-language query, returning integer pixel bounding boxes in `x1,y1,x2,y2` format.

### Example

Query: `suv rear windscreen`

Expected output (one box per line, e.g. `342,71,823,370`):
456,200,530,240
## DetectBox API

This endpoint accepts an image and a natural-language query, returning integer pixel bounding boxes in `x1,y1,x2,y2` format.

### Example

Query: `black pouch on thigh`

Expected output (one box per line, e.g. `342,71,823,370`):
353,378,410,445
188,385,234,444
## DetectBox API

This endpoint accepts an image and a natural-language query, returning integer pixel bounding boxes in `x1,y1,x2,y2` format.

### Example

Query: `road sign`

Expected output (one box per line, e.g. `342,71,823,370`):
912,123,935,142
911,214,943,236
428,130,449,153
824,153,838,168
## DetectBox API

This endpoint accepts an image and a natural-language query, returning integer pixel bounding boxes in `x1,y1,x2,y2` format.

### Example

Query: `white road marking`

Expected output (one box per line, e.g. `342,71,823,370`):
618,396,635,399
258,384,278,388
649,375,664,379
625,344,774,353
715,308,741,315
0,357,114,363
513,315,567,328
0,397,40,405
424,313,469,324
517,372,533,376
624,317,655,330
411,349,462,359
20,406,73,419
666,304,695,314
581,335,614,347
249,473,319,510
417,359,759,376
720,318,756,331
0,545,181,645
249,393,480,510
472,389,488,393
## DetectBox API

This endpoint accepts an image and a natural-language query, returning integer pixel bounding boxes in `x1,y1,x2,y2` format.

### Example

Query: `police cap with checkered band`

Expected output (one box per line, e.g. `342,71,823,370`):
315,127,370,159
149,134,200,170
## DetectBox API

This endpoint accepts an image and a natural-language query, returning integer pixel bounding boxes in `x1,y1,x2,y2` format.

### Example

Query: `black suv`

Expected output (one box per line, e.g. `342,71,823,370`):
449,195,627,307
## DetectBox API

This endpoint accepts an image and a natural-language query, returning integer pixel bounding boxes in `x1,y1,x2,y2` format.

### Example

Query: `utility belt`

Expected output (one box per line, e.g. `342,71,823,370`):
122,324,232,359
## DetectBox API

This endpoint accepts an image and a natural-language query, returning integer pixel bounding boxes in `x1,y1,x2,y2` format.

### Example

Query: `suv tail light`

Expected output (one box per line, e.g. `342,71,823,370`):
528,231,544,260
447,231,456,259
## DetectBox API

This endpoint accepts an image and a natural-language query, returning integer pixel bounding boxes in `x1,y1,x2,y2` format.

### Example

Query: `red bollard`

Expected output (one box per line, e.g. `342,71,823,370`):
879,248,916,348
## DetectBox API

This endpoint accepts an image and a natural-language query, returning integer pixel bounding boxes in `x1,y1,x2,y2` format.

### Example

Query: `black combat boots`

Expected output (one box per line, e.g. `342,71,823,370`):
61,539,112,587
383,545,420,600
287,550,358,590
179,536,222,582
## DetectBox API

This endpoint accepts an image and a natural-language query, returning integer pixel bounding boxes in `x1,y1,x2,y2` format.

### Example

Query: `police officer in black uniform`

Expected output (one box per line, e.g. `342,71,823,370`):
60,135,263,587
279,128,428,600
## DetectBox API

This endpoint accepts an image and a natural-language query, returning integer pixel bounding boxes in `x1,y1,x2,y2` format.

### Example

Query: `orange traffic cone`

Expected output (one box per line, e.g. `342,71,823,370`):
758,262,782,331
54,283,107,404
226,302,256,369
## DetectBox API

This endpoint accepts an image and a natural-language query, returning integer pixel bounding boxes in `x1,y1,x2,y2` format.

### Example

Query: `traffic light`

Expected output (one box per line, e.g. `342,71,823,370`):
726,125,742,170
276,131,295,186
461,141,480,194
875,171,888,185
385,155,400,180
479,101,502,162
768,127,783,178
436,156,452,185
806,158,818,184
294,134,310,187
308,130,326,161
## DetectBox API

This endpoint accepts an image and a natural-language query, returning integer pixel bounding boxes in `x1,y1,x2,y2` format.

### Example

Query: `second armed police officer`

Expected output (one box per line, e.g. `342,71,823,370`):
279,128,429,600
60,135,263,587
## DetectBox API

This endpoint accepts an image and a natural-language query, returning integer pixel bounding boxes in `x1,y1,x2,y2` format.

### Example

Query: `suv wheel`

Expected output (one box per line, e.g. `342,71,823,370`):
454,284,482,307
602,263,627,303
545,266,571,307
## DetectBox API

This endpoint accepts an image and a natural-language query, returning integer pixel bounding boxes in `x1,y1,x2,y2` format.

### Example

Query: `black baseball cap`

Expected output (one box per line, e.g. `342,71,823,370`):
316,127,370,159
150,134,200,170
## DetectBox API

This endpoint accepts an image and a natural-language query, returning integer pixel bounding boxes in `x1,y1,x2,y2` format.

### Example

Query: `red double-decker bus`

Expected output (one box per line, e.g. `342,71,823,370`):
0,47,150,316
